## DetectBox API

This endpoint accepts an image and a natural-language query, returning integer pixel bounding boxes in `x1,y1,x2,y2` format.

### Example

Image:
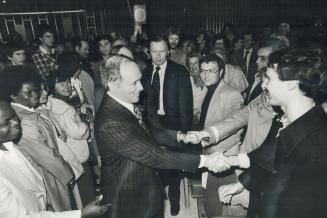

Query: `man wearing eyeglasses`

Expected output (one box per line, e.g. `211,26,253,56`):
198,54,245,217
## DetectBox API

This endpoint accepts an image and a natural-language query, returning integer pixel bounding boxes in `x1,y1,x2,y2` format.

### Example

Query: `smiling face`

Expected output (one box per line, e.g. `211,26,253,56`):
200,61,220,86
55,79,72,97
261,66,290,106
109,62,143,104
11,82,41,108
0,101,20,143
99,39,112,57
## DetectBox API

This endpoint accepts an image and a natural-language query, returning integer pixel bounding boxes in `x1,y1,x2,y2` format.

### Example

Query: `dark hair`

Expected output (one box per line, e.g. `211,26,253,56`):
96,34,113,44
199,53,225,72
268,49,327,100
73,38,88,49
57,50,80,76
37,24,54,39
165,26,180,37
0,66,42,100
186,52,202,68
5,42,25,58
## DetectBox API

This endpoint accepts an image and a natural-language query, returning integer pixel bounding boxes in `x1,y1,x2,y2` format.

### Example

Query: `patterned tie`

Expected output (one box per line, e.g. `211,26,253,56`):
241,50,250,75
134,105,147,131
151,66,161,111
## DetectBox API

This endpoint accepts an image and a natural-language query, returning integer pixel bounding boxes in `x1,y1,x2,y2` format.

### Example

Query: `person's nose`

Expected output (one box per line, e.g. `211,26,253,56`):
137,81,143,91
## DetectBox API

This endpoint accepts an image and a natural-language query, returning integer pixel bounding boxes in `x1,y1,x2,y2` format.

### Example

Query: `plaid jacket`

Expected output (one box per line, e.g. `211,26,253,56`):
32,49,58,80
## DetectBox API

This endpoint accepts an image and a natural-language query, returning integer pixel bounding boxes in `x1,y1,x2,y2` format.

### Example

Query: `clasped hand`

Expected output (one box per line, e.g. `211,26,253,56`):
203,152,230,173
182,131,211,147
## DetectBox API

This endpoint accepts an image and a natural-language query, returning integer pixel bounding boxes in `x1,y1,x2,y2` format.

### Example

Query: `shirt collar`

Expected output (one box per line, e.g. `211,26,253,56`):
106,91,135,115
152,60,168,72
39,45,54,55
0,141,14,158
11,102,36,112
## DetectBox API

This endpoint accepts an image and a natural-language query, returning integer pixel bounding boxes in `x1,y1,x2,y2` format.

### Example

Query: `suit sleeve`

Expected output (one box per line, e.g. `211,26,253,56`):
178,67,193,132
18,118,74,185
149,125,183,149
205,94,263,144
98,118,200,172
0,180,81,218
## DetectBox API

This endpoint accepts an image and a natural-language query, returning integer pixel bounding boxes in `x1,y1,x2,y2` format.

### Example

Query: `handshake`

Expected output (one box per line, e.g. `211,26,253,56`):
200,152,241,173
177,130,212,147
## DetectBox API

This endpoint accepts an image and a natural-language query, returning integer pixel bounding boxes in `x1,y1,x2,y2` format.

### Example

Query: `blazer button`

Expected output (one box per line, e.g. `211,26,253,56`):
155,172,159,176
260,191,264,196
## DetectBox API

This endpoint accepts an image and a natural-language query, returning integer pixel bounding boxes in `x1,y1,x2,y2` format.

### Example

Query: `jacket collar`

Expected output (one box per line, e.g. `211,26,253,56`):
279,105,327,157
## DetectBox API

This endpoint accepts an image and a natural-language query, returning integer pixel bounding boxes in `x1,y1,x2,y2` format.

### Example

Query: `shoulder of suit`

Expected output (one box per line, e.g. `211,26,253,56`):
226,64,242,72
167,60,189,75
219,81,243,97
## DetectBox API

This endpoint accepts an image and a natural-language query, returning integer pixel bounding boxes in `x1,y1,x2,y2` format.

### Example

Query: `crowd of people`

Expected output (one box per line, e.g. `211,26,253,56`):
0,20,326,218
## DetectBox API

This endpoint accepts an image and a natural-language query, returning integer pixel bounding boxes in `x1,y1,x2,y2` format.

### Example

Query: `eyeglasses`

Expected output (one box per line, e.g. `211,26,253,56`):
257,56,268,62
200,68,218,75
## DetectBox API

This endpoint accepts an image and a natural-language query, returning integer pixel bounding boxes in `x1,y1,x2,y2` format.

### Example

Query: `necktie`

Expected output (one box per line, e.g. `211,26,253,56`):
241,50,250,75
134,105,147,130
151,66,161,110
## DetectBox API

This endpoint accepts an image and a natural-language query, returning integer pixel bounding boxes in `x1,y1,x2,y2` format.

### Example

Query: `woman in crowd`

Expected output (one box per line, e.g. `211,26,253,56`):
219,49,327,218
47,70,94,206
0,66,75,211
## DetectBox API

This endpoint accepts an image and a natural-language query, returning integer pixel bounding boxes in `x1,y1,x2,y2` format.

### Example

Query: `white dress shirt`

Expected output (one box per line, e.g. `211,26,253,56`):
151,61,167,115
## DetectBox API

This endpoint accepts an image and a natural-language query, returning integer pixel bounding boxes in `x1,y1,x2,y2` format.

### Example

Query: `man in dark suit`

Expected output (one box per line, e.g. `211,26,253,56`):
142,37,193,215
232,33,257,93
95,55,228,218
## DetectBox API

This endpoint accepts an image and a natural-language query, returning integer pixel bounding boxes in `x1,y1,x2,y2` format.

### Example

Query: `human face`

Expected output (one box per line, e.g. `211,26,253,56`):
8,50,26,65
55,79,72,97
188,57,200,77
0,102,20,143
112,62,143,104
77,41,89,58
243,34,253,49
99,39,111,57
150,41,168,66
256,47,272,71
168,34,180,49
39,83,49,105
39,32,55,49
11,82,41,108
261,66,289,106
196,34,204,44
214,40,225,49
200,61,220,86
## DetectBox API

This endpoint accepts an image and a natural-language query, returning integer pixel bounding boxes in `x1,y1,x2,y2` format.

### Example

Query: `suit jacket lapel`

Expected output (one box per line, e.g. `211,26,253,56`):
205,82,224,127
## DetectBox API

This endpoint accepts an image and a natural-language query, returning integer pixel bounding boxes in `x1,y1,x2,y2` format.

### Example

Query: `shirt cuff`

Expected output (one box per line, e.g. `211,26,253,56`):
176,131,182,143
198,155,206,168
238,153,250,169
210,126,220,143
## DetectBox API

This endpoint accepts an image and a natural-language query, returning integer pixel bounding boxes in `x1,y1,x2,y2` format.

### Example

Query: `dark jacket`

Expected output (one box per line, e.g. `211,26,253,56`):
143,60,193,132
95,95,200,218
239,105,327,218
